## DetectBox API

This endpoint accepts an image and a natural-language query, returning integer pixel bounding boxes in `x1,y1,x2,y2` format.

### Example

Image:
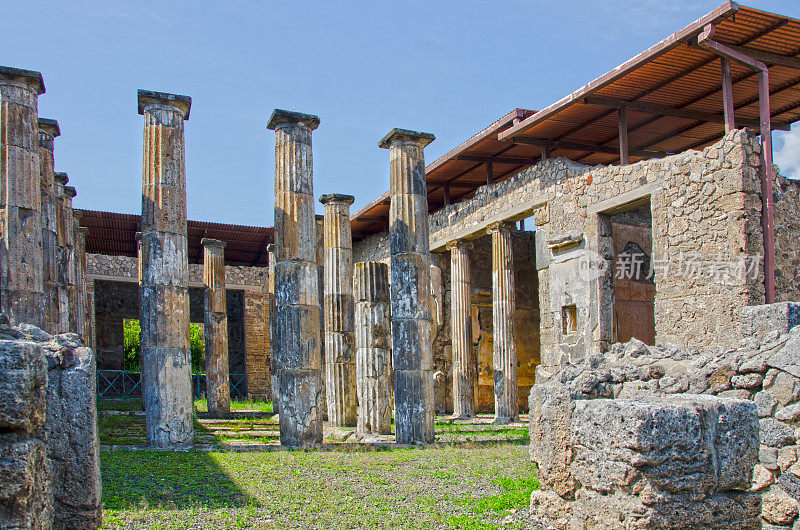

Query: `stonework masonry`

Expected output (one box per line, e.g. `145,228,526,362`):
269,109,323,447
381,127,436,444
0,66,46,328
138,90,193,448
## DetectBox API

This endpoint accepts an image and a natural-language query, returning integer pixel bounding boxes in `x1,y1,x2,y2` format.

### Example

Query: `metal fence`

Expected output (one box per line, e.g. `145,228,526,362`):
97,370,247,400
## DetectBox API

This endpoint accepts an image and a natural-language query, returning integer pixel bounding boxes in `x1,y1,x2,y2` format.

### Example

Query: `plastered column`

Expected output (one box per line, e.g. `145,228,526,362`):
380,127,436,444
38,118,60,334
0,66,45,327
320,193,357,427
448,239,476,418
354,261,392,434
488,221,518,423
268,109,323,447
202,238,230,413
138,90,193,448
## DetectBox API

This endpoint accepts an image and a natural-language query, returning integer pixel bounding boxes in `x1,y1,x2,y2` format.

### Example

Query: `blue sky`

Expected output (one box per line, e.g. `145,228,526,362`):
4,0,800,226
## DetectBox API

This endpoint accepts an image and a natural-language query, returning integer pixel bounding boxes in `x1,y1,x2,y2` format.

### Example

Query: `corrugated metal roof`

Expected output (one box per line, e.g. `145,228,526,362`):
351,2,800,242
78,209,273,267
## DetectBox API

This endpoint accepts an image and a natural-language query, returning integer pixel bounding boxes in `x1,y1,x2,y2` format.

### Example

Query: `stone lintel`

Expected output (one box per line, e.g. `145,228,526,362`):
267,109,320,131
201,238,226,249
54,172,68,185
0,65,45,94
319,193,355,206
137,89,192,119
38,118,60,138
64,186,76,199
486,220,516,235
378,128,435,149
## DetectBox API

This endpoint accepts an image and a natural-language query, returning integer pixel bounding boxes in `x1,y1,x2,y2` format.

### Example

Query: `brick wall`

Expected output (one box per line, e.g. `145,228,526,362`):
243,289,270,399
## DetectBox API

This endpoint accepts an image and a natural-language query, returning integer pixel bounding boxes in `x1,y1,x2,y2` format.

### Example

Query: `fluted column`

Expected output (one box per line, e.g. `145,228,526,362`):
54,172,71,333
448,240,476,418
380,128,436,444
38,118,60,334
268,109,323,447
74,222,88,340
0,66,45,327
63,185,78,333
488,221,518,423
354,261,392,434
202,238,230,413
267,243,279,413
138,89,193,448
320,194,356,427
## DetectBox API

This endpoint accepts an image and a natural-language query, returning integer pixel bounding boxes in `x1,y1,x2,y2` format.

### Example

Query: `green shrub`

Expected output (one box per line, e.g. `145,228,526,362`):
122,319,205,372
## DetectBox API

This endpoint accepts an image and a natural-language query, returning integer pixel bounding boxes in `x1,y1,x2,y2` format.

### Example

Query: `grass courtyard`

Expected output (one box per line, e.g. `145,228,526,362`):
97,399,539,529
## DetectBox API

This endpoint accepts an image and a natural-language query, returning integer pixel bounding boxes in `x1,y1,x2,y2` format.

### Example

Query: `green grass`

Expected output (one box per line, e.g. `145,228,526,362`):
97,399,144,412
194,398,273,414
101,446,538,528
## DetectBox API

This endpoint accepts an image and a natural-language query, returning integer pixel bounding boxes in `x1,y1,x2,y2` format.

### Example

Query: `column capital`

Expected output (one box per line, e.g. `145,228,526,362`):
486,221,516,235
201,238,226,249
54,172,68,185
64,186,77,199
266,243,275,253
77,227,89,236
267,109,320,131
137,89,191,119
446,239,472,251
135,231,142,242
319,193,355,206
0,65,45,95
378,128,435,149
38,118,60,138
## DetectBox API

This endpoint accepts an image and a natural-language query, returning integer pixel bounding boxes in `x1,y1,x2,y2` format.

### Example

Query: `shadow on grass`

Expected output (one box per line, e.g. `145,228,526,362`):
101,450,257,510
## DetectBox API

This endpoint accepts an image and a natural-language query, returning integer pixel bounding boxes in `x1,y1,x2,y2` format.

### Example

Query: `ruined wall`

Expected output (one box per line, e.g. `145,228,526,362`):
774,175,800,302
528,302,800,528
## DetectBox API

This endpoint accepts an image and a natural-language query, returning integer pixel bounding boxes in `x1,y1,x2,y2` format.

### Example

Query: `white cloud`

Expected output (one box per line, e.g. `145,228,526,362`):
774,128,800,180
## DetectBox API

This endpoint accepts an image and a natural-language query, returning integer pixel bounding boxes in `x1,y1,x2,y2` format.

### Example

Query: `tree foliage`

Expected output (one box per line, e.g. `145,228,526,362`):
122,319,205,372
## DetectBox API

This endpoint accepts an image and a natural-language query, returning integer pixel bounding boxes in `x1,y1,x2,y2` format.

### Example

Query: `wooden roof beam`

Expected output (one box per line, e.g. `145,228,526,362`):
511,136,670,158
584,96,789,131
455,154,539,165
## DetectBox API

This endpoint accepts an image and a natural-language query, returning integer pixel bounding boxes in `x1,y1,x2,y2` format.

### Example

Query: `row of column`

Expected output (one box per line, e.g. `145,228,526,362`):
0,65,90,341
447,222,519,423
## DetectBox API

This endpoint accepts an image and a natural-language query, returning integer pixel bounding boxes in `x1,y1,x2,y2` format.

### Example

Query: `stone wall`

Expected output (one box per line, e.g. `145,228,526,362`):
774,175,800,303
86,253,268,289
244,289,271,399
529,301,800,528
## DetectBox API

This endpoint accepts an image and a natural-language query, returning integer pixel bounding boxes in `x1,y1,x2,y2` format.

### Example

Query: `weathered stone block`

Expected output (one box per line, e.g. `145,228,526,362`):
274,261,319,308
0,436,53,530
277,369,323,447
274,305,321,370
394,369,435,444
0,339,47,432
389,253,433,319
45,338,102,529
392,318,433,371
743,302,800,340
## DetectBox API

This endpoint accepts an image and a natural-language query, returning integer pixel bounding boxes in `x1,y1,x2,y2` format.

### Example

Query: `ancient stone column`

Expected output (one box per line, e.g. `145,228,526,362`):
448,239,476,418
320,194,357,427
268,109,323,447
488,221,518,423
0,66,45,328
38,118,60,334
267,243,279,412
54,172,71,333
202,238,230,413
354,261,392,434
75,223,89,341
138,90,193,448
63,186,78,333
379,128,436,444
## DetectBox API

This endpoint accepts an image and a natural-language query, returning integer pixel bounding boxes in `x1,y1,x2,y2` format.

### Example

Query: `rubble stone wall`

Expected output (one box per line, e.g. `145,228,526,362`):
529,301,800,528
774,176,800,303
